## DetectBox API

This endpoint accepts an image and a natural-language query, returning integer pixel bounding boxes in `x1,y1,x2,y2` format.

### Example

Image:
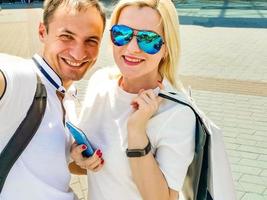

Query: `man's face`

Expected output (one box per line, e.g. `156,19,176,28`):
39,5,104,88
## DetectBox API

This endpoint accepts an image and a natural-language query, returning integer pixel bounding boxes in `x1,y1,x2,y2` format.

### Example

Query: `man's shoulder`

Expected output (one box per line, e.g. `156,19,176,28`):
0,54,37,102
0,53,27,64
0,53,36,76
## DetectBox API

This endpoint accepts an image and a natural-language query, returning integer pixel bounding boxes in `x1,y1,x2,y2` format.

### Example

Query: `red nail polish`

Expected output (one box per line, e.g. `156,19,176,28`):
101,159,104,165
96,149,102,157
82,145,87,150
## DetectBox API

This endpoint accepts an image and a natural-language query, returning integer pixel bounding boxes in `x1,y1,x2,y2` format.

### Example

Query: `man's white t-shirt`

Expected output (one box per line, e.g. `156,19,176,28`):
78,68,195,200
0,54,77,200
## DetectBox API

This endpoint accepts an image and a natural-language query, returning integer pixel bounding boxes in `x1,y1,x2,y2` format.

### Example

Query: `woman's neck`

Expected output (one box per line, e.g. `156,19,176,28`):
119,74,162,94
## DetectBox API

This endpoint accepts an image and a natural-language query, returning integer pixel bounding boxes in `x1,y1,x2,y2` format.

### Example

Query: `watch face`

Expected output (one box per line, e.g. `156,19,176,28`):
126,150,146,157
126,140,151,157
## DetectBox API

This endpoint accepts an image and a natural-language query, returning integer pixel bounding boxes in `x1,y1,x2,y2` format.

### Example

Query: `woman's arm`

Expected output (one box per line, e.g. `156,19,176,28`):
127,89,178,200
127,130,179,200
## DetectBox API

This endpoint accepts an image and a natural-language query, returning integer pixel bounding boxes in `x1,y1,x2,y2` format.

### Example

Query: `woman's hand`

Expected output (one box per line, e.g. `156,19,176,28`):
70,142,104,172
128,87,162,131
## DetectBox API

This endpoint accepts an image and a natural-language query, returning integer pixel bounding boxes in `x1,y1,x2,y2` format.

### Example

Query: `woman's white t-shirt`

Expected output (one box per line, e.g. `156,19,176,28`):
79,68,195,200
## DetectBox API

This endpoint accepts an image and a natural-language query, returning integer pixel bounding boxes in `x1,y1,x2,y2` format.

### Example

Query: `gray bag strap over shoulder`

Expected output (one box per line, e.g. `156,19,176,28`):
158,91,213,200
0,75,47,193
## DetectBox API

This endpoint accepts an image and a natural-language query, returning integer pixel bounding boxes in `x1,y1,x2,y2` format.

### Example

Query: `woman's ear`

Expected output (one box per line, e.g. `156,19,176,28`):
38,23,47,43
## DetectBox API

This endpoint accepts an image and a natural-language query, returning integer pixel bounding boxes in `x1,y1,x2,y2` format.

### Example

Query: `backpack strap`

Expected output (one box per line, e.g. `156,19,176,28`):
0,75,47,193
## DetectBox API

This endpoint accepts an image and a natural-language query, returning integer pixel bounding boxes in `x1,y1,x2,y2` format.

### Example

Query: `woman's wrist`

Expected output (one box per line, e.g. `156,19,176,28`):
127,131,149,149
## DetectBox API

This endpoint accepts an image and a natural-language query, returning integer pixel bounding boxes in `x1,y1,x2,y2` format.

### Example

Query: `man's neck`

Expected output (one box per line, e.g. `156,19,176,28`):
63,80,73,90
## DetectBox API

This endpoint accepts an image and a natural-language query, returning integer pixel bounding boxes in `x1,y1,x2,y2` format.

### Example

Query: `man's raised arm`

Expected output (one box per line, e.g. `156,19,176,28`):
0,70,6,100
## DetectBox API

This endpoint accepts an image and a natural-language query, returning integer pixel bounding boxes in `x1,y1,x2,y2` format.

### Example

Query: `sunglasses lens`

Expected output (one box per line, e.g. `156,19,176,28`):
111,25,133,46
137,31,163,54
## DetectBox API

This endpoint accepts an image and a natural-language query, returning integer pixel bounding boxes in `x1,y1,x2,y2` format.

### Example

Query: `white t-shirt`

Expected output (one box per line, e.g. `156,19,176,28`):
0,54,77,200
78,68,195,200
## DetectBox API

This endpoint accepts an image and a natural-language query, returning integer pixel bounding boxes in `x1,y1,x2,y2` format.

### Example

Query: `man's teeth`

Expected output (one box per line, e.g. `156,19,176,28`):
65,60,83,67
124,56,142,63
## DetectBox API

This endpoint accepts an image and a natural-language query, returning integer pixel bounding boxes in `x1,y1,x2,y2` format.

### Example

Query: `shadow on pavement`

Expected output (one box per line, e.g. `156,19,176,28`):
179,16,267,28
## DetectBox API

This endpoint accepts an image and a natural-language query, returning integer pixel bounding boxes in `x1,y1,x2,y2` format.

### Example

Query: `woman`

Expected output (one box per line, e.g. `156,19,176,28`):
70,0,195,199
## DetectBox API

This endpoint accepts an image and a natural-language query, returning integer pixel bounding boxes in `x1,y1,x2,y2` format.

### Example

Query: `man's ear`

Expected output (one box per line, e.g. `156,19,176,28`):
38,22,47,42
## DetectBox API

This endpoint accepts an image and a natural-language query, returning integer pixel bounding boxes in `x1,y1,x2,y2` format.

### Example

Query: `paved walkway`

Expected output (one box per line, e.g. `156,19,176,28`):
0,3,267,200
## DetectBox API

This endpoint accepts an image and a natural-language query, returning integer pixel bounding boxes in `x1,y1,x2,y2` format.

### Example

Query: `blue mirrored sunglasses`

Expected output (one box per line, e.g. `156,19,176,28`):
110,24,164,55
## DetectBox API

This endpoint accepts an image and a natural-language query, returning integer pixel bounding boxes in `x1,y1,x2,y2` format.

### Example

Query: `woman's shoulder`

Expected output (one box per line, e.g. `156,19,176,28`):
160,79,193,113
157,82,196,130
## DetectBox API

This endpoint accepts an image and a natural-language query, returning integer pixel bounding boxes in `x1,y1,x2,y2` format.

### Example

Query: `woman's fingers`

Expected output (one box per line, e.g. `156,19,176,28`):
71,145,104,171
84,157,104,172
92,161,104,172
139,89,160,109
70,144,86,161
140,91,153,104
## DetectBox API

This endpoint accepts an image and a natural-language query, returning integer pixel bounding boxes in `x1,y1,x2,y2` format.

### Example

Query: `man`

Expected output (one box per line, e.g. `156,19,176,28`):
0,0,105,199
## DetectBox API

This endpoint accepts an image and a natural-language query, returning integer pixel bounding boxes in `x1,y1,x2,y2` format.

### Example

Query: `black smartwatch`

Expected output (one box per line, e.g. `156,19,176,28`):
126,140,151,157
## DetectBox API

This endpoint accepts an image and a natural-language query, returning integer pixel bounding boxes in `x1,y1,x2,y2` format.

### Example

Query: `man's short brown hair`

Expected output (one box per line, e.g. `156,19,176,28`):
43,0,106,32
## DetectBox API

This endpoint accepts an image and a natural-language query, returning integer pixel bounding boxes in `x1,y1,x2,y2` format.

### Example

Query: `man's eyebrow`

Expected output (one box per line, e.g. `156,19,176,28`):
85,36,101,41
60,29,100,41
61,29,75,35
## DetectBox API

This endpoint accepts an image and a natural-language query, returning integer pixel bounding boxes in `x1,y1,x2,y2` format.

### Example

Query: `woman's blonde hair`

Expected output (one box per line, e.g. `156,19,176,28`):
110,0,181,89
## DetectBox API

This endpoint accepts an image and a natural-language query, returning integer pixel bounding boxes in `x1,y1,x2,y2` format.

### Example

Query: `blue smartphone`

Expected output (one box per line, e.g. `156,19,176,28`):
66,121,95,157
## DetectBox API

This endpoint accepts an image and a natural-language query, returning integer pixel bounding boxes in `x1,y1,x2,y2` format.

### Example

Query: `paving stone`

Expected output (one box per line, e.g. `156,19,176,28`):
70,181,84,199
231,164,262,175
260,170,267,177
256,142,267,149
237,145,267,154
255,131,267,137
240,174,267,186
227,149,259,160
258,155,267,162
238,181,266,193
225,142,241,150
233,172,243,181
224,136,238,144
235,138,257,146
229,156,242,164
241,193,267,200
237,191,245,200
79,176,88,190
238,134,267,143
